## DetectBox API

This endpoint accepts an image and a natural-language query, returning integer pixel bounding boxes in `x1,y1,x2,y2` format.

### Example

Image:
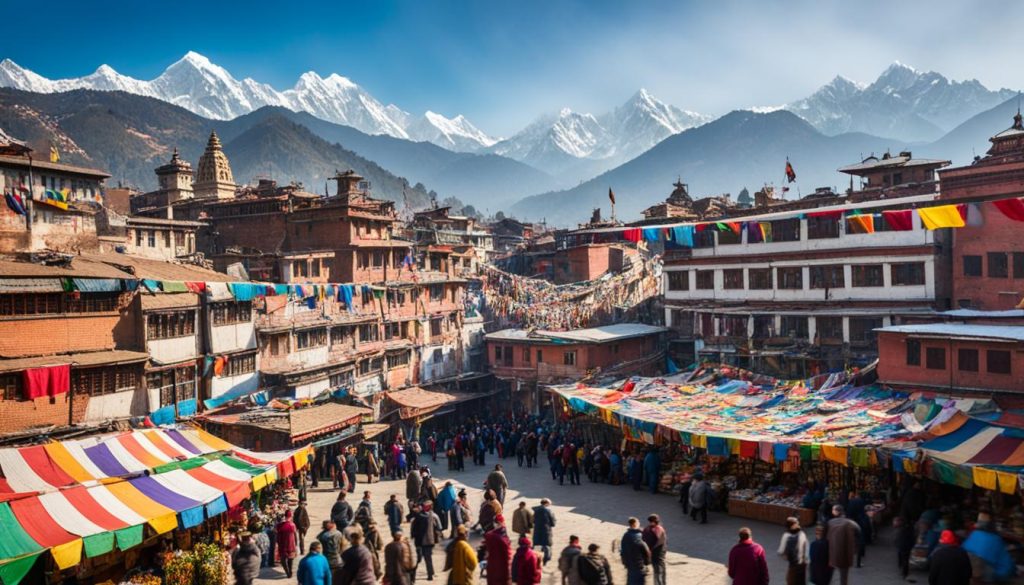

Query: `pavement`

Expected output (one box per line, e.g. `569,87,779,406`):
255,455,910,584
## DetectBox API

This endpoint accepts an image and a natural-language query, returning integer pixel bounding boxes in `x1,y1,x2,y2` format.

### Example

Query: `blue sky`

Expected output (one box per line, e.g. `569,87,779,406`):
4,0,1023,135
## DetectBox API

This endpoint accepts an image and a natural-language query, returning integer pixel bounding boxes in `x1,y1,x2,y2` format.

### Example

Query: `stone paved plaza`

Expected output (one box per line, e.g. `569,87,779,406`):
256,457,909,584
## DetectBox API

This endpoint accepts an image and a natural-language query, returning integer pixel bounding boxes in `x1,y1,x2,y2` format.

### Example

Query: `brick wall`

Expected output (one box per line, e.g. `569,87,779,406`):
877,331,1024,392
0,392,90,432
0,314,126,357
952,206,1024,310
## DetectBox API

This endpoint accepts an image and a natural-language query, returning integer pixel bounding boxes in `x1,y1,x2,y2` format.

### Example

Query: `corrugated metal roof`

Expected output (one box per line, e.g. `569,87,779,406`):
289,403,371,440
877,323,1024,342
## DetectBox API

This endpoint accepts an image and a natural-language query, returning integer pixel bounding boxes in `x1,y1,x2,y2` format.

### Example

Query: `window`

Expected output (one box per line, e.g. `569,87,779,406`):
667,271,689,291
358,357,384,376
779,316,808,339
162,231,171,248
147,230,156,247
563,351,577,366
778,267,803,290
0,374,23,401
748,268,773,290
816,317,843,340
770,219,801,242
906,339,921,366
958,348,979,372
4,293,50,316
135,229,144,247
310,259,321,278
718,228,741,245
147,310,196,340
988,350,1012,374
1014,253,1024,279
963,255,982,277
331,326,355,347
536,350,543,363
522,348,531,363
753,315,775,338
807,216,840,239
695,270,714,290
720,315,748,337
387,351,410,368
358,324,379,343
926,347,946,370
723,269,744,289
891,263,926,286
430,318,442,337
225,354,256,377
295,328,327,349
372,251,384,268
429,284,444,301
384,321,403,340
494,346,503,361
810,265,845,289
849,318,883,344
210,301,252,325
330,370,354,389
65,293,121,314
611,344,620,354
73,365,138,396
988,252,1009,278
852,265,884,287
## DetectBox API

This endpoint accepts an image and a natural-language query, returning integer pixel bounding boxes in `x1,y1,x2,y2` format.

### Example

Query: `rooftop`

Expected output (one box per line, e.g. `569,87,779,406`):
0,350,150,373
876,323,1024,343
0,256,134,279
0,155,111,179
837,153,950,174
486,323,669,344
81,253,234,282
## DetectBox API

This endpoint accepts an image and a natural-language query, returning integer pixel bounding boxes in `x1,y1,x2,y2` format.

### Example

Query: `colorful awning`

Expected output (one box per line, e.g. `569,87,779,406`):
0,426,314,582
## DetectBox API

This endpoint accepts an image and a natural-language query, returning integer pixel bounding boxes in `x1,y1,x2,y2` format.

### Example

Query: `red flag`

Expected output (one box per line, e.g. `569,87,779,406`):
608,188,616,205
785,160,796,183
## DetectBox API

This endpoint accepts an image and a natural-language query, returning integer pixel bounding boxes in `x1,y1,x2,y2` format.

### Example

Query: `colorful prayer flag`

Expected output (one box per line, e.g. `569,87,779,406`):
785,159,796,183
608,188,616,205
50,144,60,163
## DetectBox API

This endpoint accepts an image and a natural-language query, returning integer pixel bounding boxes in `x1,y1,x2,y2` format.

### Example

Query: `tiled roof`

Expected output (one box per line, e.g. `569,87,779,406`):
0,256,134,279
289,403,372,441
81,253,234,282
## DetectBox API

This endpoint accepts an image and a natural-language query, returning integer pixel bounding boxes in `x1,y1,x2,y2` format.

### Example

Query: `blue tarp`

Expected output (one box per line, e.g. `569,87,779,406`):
72,278,122,292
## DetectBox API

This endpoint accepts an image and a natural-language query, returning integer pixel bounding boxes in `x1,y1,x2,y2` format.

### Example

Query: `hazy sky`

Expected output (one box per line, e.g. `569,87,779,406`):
4,0,1022,135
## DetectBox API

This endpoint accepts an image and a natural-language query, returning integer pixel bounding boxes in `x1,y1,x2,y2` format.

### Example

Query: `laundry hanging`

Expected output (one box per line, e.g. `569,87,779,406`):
669,226,694,247
881,209,914,231
642,228,661,242
918,205,966,230
846,214,875,234
22,365,70,399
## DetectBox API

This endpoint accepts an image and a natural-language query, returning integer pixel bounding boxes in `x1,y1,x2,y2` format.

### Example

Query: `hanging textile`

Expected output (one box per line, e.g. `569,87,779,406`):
880,209,914,231
965,203,985,227
972,467,998,491
918,205,966,230
213,356,227,377
70,278,122,293
806,209,844,220
622,228,641,243
739,441,757,459
642,228,661,242
183,282,206,294
746,222,763,244
160,281,188,293
846,214,875,234
22,365,70,399
4,192,26,215
993,198,1024,222
228,283,261,302
669,226,694,247
706,436,729,457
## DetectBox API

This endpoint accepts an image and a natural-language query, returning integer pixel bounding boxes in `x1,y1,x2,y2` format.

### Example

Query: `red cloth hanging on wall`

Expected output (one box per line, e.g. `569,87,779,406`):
993,198,1024,222
882,209,914,231
622,228,642,242
22,365,70,399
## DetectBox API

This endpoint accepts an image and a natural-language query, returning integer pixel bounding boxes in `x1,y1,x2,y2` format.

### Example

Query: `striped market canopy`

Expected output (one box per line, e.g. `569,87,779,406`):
0,427,311,583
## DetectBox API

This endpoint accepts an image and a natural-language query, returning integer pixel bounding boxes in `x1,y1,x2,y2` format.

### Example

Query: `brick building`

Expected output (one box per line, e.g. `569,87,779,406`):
938,113,1024,310
876,323,1023,394
485,323,667,414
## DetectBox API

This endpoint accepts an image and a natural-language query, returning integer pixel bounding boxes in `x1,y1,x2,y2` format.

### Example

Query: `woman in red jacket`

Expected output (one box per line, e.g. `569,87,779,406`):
512,537,542,585
276,509,299,578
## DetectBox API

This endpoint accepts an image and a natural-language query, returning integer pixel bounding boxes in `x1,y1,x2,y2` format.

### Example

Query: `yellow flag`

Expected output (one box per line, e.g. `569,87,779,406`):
49,144,60,163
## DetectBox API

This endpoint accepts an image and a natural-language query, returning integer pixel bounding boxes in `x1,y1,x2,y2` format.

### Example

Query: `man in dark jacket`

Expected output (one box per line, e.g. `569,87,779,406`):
339,531,377,585
619,517,651,585
808,526,832,585
578,543,614,585
331,491,354,531
345,447,359,494
411,501,442,580
231,532,261,585
533,498,557,566
929,530,972,585
642,515,667,585
294,501,311,554
317,519,345,581
385,493,406,535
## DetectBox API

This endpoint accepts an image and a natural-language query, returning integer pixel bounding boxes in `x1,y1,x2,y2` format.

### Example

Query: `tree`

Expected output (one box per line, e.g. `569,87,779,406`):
462,205,480,219
494,211,506,221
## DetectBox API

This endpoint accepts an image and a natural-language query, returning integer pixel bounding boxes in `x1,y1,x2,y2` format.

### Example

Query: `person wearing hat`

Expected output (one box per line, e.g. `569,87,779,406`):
384,529,416,585
294,500,311,554
231,531,261,585
689,472,710,524
513,536,542,585
777,517,808,585
929,530,972,585
484,514,513,585
643,514,668,585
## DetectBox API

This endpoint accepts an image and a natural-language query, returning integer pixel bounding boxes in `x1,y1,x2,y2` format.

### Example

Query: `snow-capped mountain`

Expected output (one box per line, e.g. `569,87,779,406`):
786,62,1016,141
405,111,498,151
0,52,496,151
489,89,709,175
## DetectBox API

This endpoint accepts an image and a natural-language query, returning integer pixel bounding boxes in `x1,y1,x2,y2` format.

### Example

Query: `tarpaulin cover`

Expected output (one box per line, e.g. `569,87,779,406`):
70,278,122,292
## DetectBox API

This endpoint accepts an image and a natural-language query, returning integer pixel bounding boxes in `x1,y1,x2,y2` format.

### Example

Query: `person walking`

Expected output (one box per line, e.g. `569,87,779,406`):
558,535,583,585
728,527,769,585
929,530,972,585
406,468,423,507
251,522,271,568
297,540,333,585
331,491,354,532
643,449,660,495
479,490,503,533
533,498,557,566
894,516,916,581
317,520,345,583
445,524,479,585
678,474,692,516
827,505,861,585
577,543,614,585
689,472,710,524
488,464,510,505
620,517,651,585
385,529,417,585
366,448,380,484
485,514,514,585
365,519,385,579
777,517,809,585
513,537,543,585
963,512,1016,583
436,481,458,533
411,500,443,581
345,447,359,494
276,509,299,578
808,526,832,585
339,531,377,585
231,532,261,585
512,501,534,539
385,493,406,535
642,515,667,585
295,500,311,554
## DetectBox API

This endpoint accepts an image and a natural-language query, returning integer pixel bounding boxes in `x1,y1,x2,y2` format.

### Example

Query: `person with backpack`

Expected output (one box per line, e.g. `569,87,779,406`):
578,543,614,585
777,517,809,585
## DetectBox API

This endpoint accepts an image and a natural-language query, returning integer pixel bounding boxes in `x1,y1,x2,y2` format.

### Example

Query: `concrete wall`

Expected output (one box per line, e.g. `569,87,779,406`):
210,322,257,354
